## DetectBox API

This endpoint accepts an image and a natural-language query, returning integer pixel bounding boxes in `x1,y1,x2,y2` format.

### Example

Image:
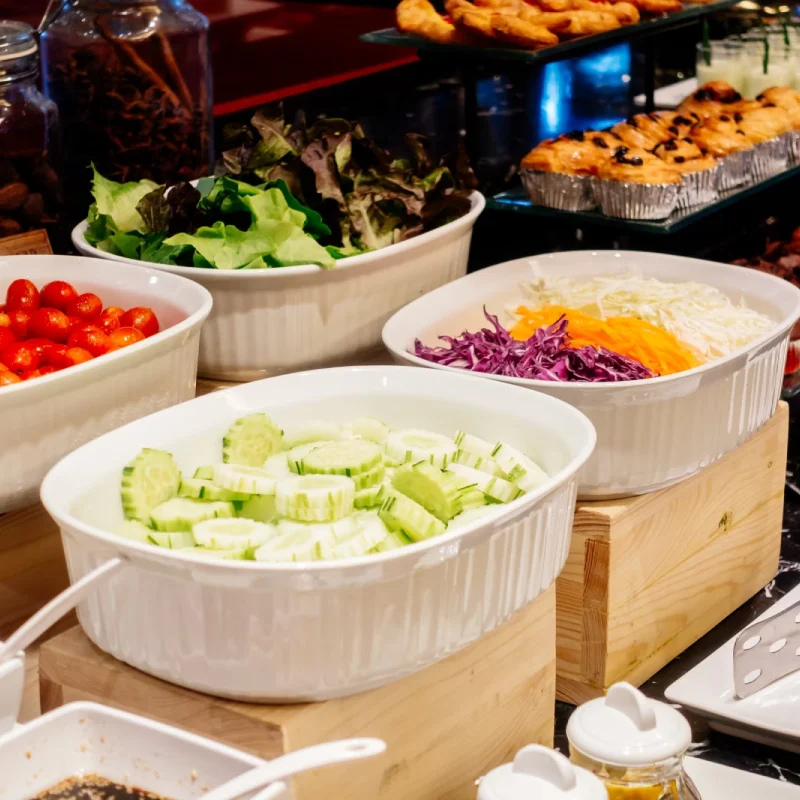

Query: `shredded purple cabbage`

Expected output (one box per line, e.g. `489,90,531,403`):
413,309,655,383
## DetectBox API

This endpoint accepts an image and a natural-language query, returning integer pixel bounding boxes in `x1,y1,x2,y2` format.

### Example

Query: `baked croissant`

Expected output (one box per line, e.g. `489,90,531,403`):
652,137,718,173
521,132,608,174
757,87,800,129
396,0,467,42
690,119,751,157
736,105,793,143
611,114,674,149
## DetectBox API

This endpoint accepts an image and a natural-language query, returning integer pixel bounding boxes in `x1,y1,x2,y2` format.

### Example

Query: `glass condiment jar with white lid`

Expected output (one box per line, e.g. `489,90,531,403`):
478,744,607,800
566,682,701,800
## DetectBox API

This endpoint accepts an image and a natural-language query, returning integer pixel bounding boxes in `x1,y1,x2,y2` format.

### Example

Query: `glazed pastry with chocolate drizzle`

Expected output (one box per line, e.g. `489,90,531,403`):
736,104,792,143
611,113,673,149
758,87,800,129
521,130,618,174
679,81,743,120
597,145,681,184
653,110,700,138
652,137,718,174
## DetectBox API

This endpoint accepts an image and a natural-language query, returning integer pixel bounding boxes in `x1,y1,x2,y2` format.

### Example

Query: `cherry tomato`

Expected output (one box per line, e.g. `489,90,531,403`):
0,342,39,375
0,312,9,328
44,344,71,370
5,279,40,312
6,309,30,339
0,371,22,386
0,328,15,353
68,325,111,357
22,369,42,380
109,326,146,350
120,306,159,338
66,293,102,322
65,347,93,366
40,280,78,312
103,306,125,320
28,307,71,343
96,312,121,335
24,338,56,360
37,365,58,376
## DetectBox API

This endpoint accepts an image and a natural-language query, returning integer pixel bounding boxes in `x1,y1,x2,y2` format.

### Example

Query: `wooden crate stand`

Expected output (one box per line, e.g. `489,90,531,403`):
556,402,789,704
39,585,556,800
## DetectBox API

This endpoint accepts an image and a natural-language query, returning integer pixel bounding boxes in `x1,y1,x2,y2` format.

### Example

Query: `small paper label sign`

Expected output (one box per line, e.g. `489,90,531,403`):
0,229,53,256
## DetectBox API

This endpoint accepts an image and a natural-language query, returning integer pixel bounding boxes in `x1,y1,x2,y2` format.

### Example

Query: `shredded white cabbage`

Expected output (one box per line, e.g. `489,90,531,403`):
511,273,774,360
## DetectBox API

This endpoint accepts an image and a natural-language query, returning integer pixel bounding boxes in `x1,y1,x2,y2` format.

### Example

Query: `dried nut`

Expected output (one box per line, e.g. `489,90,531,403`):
0,218,22,238
0,161,20,185
21,192,44,222
0,182,30,211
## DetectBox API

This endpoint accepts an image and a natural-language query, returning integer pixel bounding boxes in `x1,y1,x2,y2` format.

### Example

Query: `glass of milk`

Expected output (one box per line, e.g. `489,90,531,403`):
696,41,746,93
743,40,794,96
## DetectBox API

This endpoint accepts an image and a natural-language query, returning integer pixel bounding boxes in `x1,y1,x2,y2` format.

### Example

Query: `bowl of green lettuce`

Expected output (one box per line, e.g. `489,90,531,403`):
72,110,485,379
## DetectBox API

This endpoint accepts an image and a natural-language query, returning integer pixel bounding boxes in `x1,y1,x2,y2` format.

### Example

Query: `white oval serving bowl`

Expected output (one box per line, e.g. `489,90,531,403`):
382,251,800,499
72,193,485,381
41,365,595,702
0,256,212,513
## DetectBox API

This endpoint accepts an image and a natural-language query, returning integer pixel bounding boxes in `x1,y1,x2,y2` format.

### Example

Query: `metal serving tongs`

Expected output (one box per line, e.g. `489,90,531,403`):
0,557,126,736
733,598,800,699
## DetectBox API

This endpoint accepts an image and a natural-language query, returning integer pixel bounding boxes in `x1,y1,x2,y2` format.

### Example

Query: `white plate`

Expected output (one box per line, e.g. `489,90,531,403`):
634,77,698,108
666,583,800,753
685,756,800,798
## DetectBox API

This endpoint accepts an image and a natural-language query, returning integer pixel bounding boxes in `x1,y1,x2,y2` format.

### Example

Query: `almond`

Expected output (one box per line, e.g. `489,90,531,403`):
0,182,29,211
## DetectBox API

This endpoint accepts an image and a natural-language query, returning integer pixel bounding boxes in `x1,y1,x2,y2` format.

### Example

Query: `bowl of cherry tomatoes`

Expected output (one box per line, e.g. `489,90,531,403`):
0,255,212,512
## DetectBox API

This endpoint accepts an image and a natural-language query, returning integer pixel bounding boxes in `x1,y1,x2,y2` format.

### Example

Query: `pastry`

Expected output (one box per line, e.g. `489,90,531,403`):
597,146,681,183
653,110,701,138
628,0,682,13
690,118,751,157
396,0,467,43
679,81,743,120
736,105,792,143
490,13,561,44
652,137,717,173
521,131,611,174
757,87,800,129
611,114,674,149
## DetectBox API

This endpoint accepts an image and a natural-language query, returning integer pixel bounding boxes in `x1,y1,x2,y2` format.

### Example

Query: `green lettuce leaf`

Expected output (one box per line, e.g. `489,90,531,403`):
263,179,330,240
244,187,306,230
259,219,334,269
91,166,159,233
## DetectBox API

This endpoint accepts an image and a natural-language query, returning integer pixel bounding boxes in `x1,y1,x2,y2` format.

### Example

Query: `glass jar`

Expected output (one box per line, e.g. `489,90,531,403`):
566,683,702,800
695,41,745,95
40,0,212,219
0,21,63,242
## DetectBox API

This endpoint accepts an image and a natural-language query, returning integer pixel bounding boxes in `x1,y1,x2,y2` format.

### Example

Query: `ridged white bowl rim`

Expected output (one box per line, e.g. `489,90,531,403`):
71,192,486,281
41,365,596,579
381,251,800,392
0,255,213,404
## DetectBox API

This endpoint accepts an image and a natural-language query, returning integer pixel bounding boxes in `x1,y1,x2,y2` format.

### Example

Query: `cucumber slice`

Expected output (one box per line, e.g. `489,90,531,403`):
192,546,252,560
286,441,338,474
254,528,321,562
445,464,523,504
179,478,252,502
237,494,279,522
300,440,383,477
277,519,337,541
121,448,181,522
453,450,509,479
282,421,343,448
453,431,494,458
447,506,502,529
354,485,383,509
350,463,385,491
490,443,549,492
392,461,463,523
193,518,277,549
372,529,412,552
147,530,196,549
378,488,446,542
150,498,234,532
318,517,389,560
115,520,154,543
275,474,356,522
213,464,276,495
386,430,457,470
222,413,282,467
352,417,390,444
193,465,215,480
458,487,489,511
263,453,292,479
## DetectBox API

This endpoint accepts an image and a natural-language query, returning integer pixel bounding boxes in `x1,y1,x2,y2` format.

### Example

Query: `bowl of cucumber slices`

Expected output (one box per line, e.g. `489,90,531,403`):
41,366,595,702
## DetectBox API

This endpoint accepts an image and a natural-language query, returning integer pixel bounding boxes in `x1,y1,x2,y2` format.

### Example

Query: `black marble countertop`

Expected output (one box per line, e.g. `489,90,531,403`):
553,395,800,785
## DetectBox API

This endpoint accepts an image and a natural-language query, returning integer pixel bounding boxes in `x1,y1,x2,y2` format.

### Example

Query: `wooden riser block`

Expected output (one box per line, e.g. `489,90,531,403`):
39,585,556,800
556,401,789,705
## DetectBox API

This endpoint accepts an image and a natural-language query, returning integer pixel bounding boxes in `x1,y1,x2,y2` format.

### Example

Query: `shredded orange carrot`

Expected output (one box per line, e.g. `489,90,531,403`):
510,305,703,376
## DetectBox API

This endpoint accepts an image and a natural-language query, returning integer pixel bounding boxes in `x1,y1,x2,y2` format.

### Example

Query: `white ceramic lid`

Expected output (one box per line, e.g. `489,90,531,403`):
566,682,692,767
478,745,607,800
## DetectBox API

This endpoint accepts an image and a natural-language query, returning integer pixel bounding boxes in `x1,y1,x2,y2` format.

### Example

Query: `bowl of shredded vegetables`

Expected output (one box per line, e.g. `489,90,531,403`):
382,251,800,498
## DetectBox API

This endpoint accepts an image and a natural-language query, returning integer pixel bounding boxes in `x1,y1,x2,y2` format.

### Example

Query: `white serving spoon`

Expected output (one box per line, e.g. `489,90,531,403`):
203,737,387,800
0,557,125,664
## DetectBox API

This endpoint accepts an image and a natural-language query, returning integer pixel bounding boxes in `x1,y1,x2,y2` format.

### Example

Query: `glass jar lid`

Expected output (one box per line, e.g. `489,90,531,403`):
478,745,607,800
566,682,692,768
